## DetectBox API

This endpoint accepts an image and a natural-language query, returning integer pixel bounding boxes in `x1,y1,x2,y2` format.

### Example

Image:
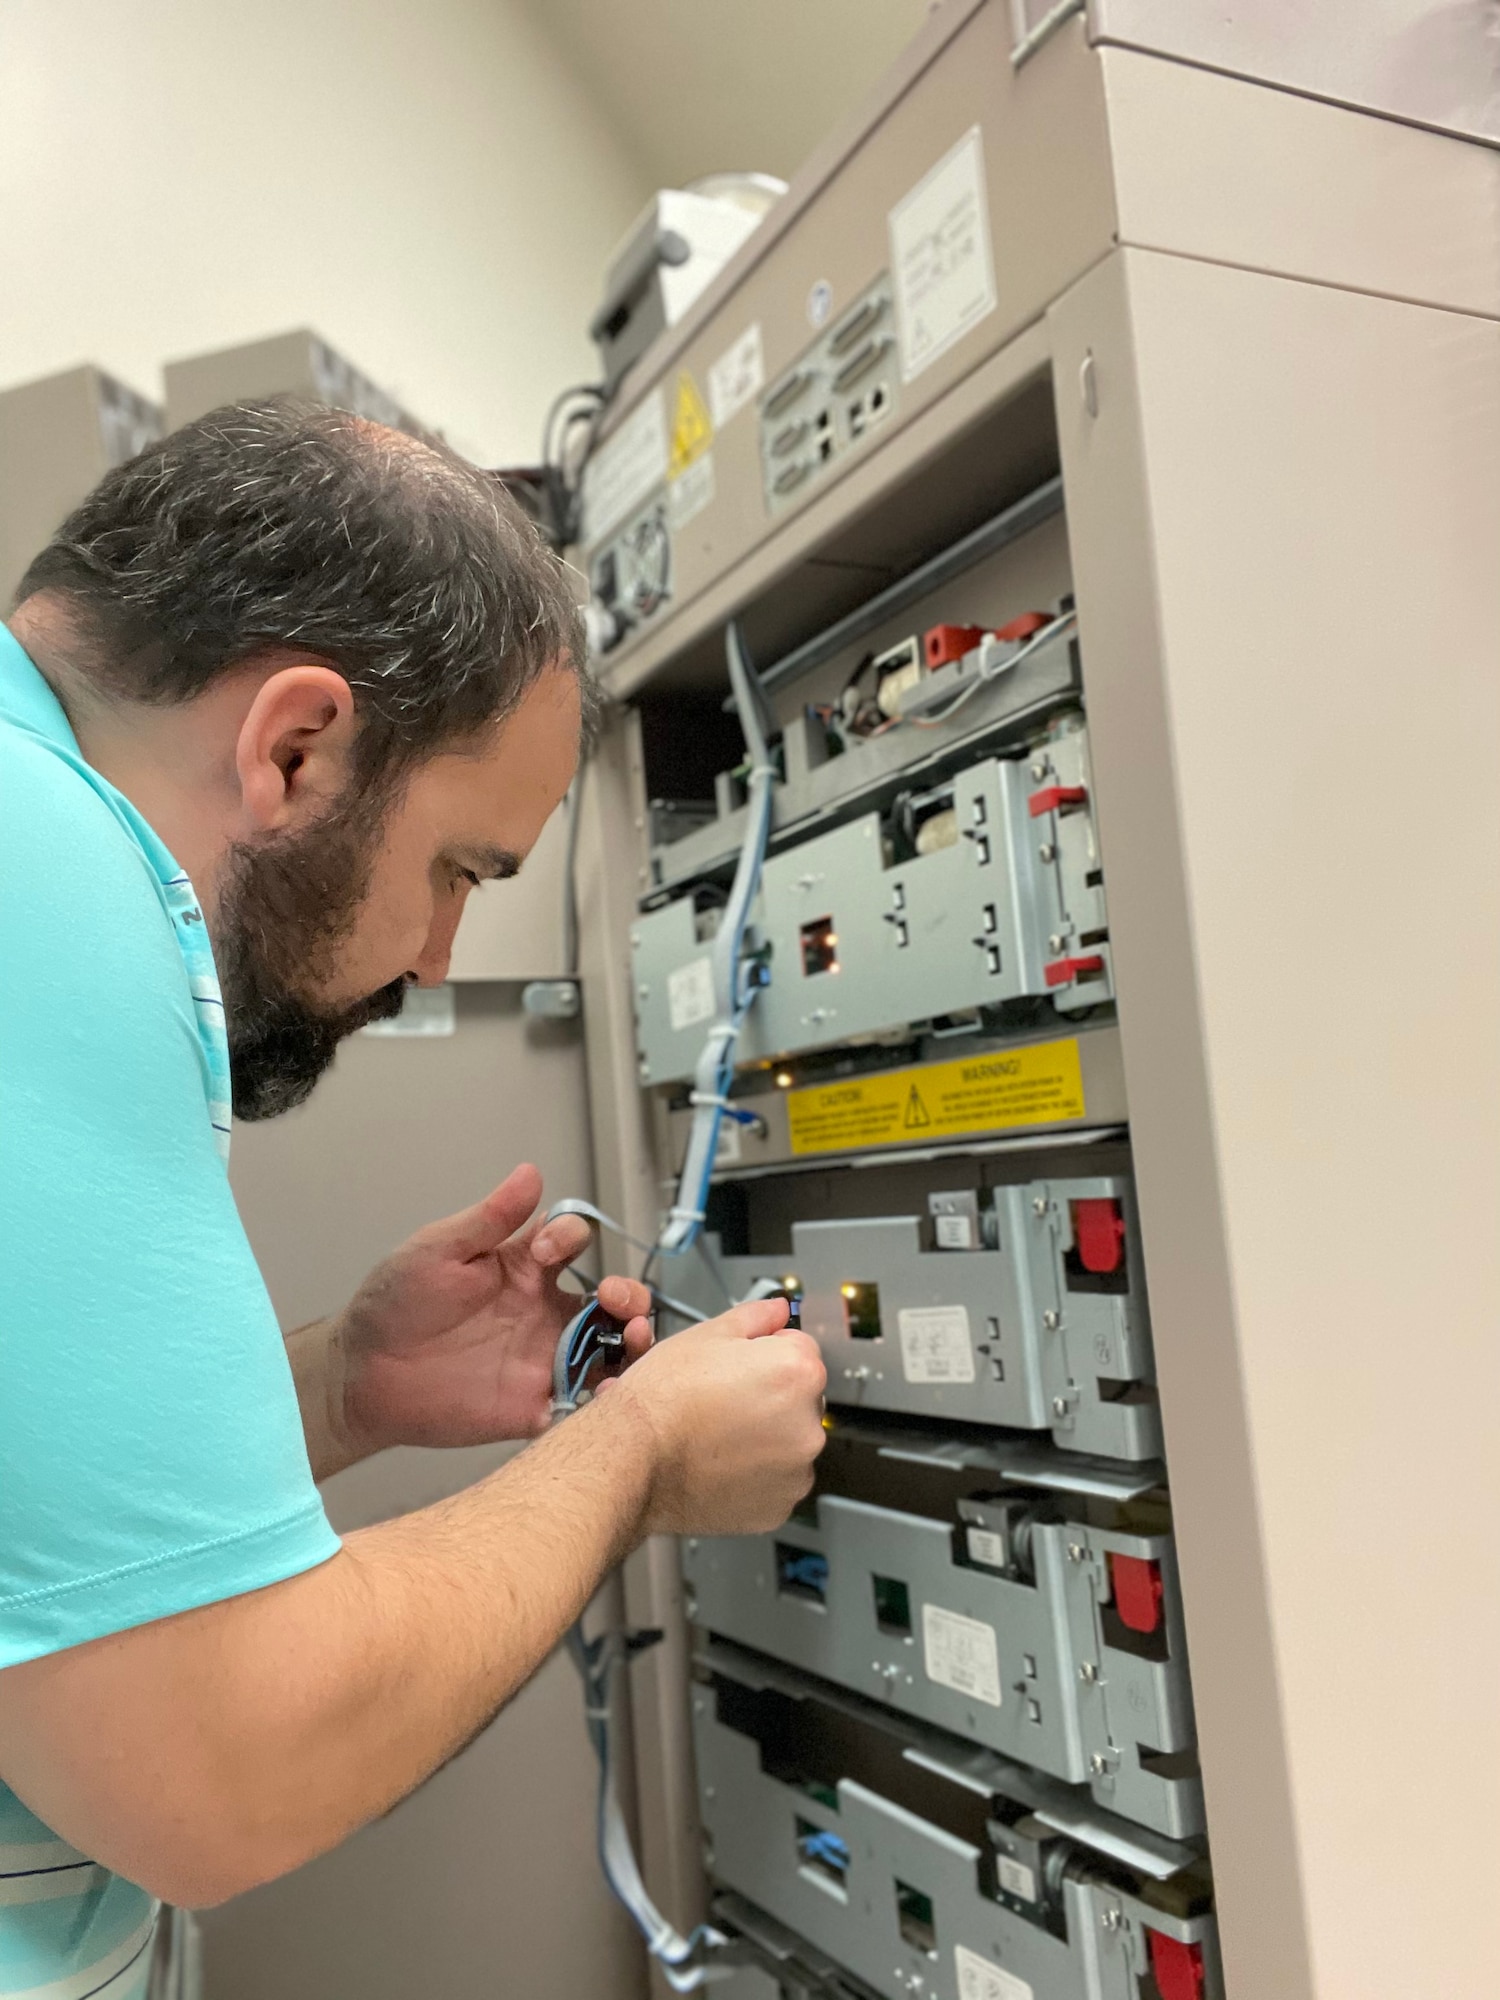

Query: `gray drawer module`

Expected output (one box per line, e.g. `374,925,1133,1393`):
684,1421,1201,1838
682,1171,1159,1461
694,1642,1222,2000
631,720,1110,1089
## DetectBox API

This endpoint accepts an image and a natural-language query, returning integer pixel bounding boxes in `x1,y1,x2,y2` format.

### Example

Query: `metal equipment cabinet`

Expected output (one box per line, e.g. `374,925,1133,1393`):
567,8,1500,1998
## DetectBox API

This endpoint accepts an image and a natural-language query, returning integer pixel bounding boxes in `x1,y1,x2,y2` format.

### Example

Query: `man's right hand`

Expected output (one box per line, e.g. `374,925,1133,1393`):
609,1297,827,1538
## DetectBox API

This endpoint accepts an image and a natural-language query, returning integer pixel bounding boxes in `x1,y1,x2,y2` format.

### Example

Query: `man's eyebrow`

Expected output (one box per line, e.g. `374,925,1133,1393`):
456,845,523,880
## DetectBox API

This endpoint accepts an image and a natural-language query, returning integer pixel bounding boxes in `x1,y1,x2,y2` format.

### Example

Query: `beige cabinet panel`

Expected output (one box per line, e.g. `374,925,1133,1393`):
1052,245,1500,2000
1101,45,1500,319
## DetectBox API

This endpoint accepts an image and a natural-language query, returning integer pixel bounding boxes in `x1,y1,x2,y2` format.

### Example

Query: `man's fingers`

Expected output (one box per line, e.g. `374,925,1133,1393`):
594,1274,653,1324
442,1163,544,1259
530,1212,592,1270
619,1314,654,1365
709,1296,791,1341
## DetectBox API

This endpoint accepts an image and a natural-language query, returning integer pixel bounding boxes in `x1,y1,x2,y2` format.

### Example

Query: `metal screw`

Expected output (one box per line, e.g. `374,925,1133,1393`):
1038,843,1056,863
1067,1542,1087,1563
1052,1396,1069,1417
1032,1197,1049,1216
1048,932,1066,953
1043,1309,1061,1330
1079,1661,1099,1684
1090,1753,1110,1774
1030,761,1047,781
1100,1908,1122,1933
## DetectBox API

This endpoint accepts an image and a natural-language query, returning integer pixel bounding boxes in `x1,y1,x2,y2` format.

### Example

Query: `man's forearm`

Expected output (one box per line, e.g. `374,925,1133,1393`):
0,1389,658,1905
285,1316,366,1481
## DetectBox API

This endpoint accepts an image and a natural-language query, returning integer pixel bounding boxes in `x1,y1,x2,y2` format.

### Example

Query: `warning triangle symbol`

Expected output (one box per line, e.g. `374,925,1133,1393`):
668,370,713,479
903,1083,932,1130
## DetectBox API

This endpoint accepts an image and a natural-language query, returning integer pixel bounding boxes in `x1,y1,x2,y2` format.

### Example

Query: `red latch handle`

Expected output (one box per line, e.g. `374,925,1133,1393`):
1071,1197,1125,1275
996,611,1051,642
1029,784,1088,818
1109,1553,1165,1634
1147,1932,1206,2000
1044,954,1104,988
923,622,988,669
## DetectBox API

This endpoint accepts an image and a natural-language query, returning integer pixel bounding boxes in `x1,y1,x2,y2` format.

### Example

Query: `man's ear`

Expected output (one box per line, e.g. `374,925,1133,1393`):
234,666,357,834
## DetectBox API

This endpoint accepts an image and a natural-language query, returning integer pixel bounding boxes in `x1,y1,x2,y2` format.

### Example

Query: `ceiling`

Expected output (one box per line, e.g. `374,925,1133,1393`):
521,0,934,192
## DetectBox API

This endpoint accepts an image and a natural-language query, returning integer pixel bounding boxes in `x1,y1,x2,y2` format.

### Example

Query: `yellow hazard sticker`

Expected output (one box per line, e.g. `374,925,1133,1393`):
667,370,713,479
785,1039,1086,1157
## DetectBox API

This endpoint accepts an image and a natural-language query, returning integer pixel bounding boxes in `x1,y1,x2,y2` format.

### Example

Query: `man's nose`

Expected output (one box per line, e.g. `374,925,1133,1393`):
408,898,466,987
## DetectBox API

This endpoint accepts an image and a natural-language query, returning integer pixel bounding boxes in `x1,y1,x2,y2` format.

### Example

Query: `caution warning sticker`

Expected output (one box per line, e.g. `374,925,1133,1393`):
667,370,713,479
785,1039,1085,1157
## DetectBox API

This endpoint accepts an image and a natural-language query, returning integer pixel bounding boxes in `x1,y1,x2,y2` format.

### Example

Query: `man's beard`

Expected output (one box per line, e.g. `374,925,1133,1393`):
214,795,409,1122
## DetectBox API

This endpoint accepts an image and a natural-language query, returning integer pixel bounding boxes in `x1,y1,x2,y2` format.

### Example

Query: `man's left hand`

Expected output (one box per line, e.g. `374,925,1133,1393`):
310,1163,653,1466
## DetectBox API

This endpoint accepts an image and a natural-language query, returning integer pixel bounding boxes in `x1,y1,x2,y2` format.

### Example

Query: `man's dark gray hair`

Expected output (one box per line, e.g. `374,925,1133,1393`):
15,397,591,789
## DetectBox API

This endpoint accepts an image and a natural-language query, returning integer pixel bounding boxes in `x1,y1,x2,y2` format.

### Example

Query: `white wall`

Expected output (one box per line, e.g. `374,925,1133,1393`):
0,0,652,460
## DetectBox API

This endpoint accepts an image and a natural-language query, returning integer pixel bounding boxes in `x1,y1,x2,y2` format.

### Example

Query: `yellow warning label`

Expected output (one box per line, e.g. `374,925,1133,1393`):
785,1039,1086,1157
667,370,713,478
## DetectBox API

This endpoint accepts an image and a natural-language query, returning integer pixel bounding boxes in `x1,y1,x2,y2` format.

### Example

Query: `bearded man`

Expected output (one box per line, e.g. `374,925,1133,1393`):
0,401,825,1998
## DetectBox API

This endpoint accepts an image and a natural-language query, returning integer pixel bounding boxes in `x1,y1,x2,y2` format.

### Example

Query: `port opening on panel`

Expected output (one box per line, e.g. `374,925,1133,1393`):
872,1573,912,1638
800,915,840,976
839,1280,882,1340
776,1543,829,1606
894,1880,937,1956
796,1816,850,1897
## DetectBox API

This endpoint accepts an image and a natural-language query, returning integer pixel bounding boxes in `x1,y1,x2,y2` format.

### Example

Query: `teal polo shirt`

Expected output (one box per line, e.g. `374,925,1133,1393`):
0,625,340,1996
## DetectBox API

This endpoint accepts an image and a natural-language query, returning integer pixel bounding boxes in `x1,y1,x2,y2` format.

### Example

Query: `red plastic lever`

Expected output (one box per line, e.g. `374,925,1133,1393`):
1109,1553,1165,1634
1043,954,1105,988
924,622,988,669
996,611,1051,642
1072,1197,1125,1275
1029,784,1089,818
1147,1932,1206,2000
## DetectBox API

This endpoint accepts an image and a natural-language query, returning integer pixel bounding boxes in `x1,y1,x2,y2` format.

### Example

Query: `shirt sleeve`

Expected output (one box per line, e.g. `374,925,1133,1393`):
0,732,340,1668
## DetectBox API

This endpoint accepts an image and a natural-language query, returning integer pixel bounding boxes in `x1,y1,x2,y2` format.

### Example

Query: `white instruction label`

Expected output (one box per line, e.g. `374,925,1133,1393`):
708,323,764,429
889,127,997,382
923,1604,1002,1708
669,451,715,528
934,1211,975,1250
898,1305,975,1384
955,1944,1033,2000
996,1856,1038,1904
966,1526,1008,1572
580,390,668,544
667,956,716,1032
